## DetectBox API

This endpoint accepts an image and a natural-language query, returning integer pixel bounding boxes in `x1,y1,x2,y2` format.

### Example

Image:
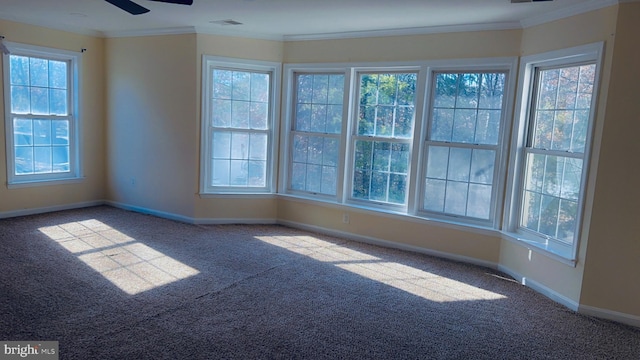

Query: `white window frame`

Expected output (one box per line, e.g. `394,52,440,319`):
346,66,423,212
3,41,82,187
505,42,604,261
280,65,350,201
200,55,280,195
417,58,517,228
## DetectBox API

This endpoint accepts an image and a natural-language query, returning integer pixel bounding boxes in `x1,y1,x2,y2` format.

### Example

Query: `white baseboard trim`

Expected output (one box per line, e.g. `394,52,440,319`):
0,200,105,219
278,219,499,270
194,218,278,225
578,304,640,328
105,201,196,224
105,201,278,225
497,265,580,311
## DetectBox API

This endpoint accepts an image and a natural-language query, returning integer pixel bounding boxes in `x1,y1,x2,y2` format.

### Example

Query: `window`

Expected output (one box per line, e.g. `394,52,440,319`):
289,72,345,197
421,71,509,224
508,43,603,259
3,42,81,185
350,71,417,208
200,57,280,194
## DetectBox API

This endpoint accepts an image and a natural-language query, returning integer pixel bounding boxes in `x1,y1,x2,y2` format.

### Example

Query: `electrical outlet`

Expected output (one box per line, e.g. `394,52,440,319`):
130,177,136,186
342,213,350,224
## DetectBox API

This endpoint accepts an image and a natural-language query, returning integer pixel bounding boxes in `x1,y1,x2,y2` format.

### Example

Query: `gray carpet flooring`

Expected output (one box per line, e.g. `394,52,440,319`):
1,205,638,359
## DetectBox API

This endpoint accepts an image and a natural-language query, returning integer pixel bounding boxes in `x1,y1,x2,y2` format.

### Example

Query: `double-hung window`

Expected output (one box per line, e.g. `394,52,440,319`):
350,70,418,208
3,42,81,186
288,72,345,197
508,43,603,259
200,56,280,194
421,69,510,225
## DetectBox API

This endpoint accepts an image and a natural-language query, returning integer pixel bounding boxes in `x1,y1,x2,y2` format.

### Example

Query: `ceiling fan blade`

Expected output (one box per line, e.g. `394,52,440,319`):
148,0,193,5
105,0,150,15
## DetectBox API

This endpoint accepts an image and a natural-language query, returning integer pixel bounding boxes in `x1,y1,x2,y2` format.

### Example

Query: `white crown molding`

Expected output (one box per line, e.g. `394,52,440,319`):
102,26,197,38
520,0,619,28
283,22,523,42
194,26,284,41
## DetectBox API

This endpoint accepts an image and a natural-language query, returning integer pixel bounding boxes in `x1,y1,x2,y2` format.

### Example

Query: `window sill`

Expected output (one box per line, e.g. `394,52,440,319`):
501,232,577,267
7,177,85,189
198,192,277,199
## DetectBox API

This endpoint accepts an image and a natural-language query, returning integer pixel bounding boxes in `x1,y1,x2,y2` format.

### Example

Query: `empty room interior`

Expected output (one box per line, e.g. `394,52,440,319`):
1,0,640,358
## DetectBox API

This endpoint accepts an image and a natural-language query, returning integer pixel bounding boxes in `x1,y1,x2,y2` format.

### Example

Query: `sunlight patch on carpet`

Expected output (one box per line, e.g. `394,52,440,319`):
256,235,506,303
39,220,199,295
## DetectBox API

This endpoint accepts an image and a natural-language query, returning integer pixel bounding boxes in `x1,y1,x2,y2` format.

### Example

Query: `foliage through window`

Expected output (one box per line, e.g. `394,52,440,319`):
520,63,596,244
289,73,344,196
351,72,417,206
422,72,507,222
3,43,80,185
201,57,279,193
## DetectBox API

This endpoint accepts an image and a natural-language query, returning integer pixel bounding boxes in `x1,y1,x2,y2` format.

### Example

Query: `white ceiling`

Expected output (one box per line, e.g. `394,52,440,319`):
0,0,617,40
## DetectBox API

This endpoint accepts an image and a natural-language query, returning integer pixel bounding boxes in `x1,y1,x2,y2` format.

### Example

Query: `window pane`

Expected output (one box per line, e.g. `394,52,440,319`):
15,147,34,174
212,132,231,159
250,102,268,130
50,89,68,115
249,133,268,161
306,164,322,192
14,119,33,146
248,160,266,186
11,86,30,113
431,109,454,142
475,110,500,145
447,148,471,182
34,147,52,173
232,72,250,101
212,99,231,127
470,149,495,185
213,70,232,99
231,100,250,128
521,154,583,242
33,119,51,146
357,72,416,138
467,184,492,219
353,140,409,205
251,73,269,103
433,73,457,108
230,160,248,186
426,146,449,180
10,56,30,86
444,181,468,216
456,73,479,108
31,87,49,115
49,60,67,89
52,146,69,172
424,179,446,212
29,57,48,87
532,64,595,154
479,73,505,110
211,159,230,185
291,163,306,191
452,109,476,143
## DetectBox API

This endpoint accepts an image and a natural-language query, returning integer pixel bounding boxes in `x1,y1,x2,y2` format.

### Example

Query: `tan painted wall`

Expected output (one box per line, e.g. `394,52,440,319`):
192,34,283,221
284,29,522,63
499,6,619,306
0,20,105,214
278,199,501,264
580,1,640,316
105,34,198,217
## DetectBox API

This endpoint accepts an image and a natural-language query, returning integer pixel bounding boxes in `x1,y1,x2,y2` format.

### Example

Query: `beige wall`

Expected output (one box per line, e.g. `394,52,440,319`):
192,34,282,221
284,29,522,63
580,1,640,316
105,34,198,217
499,6,619,306
0,20,105,214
